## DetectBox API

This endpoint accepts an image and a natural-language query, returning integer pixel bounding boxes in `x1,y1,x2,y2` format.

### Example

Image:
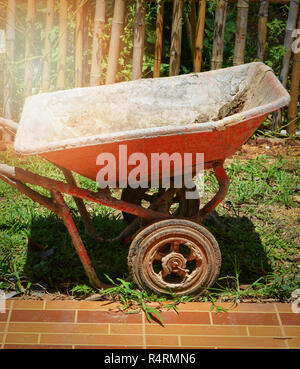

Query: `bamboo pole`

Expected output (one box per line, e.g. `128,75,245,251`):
3,0,16,142
153,0,164,78
169,0,184,76
105,0,126,85
257,0,269,61
193,0,206,72
90,0,106,86
279,0,300,88
132,0,146,80
272,0,299,131
82,2,90,86
75,0,83,87
211,0,227,70
233,0,249,65
24,0,35,97
42,0,54,92
190,0,197,41
56,0,68,90
184,3,194,58
287,14,300,136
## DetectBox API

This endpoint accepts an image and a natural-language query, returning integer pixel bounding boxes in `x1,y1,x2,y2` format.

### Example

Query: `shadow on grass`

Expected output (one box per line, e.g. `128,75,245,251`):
23,210,129,290
203,211,272,286
23,208,272,292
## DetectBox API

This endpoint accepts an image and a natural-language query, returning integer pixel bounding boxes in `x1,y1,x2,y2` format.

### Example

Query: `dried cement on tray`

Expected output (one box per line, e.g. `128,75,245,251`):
16,68,249,145
15,62,279,153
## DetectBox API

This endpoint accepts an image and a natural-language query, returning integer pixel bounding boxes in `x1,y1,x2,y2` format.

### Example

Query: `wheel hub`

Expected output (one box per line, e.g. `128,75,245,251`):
161,252,189,278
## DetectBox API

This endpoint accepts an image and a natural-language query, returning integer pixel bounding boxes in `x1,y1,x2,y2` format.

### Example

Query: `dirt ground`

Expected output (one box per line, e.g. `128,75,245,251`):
235,137,300,160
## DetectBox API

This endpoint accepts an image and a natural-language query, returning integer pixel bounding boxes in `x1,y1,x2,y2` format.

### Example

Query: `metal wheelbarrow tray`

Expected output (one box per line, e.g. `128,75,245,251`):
0,62,290,296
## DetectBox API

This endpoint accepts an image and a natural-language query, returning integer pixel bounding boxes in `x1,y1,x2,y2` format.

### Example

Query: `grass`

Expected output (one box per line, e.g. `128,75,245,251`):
0,147,299,307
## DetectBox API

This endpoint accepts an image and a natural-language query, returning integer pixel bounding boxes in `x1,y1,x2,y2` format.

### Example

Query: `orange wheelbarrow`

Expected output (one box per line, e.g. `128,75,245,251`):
0,62,290,296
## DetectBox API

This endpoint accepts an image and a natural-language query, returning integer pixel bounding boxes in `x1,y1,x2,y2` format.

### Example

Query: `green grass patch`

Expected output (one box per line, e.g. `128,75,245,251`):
0,150,299,305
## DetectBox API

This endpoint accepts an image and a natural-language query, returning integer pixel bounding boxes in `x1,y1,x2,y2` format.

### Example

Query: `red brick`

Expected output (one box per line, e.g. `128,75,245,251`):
12,300,44,310
146,346,186,349
77,311,142,324
8,322,108,334
275,303,293,313
0,311,9,322
178,302,276,313
146,335,179,347
283,326,300,336
4,344,72,349
146,312,210,325
75,345,144,349
248,326,283,337
145,324,247,336
10,310,75,323
279,313,300,325
288,336,300,348
180,335,286,348
212,312,279,326
45,300,120,311
40,333,143,346
5,333,38,344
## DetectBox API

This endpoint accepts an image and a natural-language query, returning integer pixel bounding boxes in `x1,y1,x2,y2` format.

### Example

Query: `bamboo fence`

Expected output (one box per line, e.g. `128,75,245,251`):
90,0,106,86
0,0,298,136
272,0,299,130
82,3,90,86
105,0,126,84
193,0,206,72
153,0,165,77
42,0,54,92
169,0,184,76
233,0,249,66
2,0,15,141
287,13,300,136
3,0,15,117
211,0,227,70
257,0,269,61
75,0,84,88
24,0,35,98
56,0,68,90
132,0,146,80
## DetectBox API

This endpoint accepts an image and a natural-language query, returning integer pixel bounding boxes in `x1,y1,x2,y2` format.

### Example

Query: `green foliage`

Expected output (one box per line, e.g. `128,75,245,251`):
0,0,295,122
0,150,299,305
101,275,165,325
71,284,94,296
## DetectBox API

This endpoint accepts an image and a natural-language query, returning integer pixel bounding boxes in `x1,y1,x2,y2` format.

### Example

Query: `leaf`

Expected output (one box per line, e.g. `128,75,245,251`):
105,274,116,286
165,303,179,313
124,310,140,314
214,305,228,314
146,306,165,326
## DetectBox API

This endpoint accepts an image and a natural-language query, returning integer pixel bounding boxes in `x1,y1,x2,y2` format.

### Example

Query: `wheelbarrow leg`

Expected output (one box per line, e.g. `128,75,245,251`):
0,168,109,290
197,160,230,223
51,190,109,290
59,167,102,242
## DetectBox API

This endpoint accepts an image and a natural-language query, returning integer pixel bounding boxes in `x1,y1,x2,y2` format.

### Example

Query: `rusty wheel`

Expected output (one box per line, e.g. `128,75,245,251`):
128,219,221,296
121,187,200,224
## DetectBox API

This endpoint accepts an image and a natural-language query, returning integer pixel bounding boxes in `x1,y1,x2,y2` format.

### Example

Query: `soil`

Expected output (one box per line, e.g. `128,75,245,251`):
233,137,300,160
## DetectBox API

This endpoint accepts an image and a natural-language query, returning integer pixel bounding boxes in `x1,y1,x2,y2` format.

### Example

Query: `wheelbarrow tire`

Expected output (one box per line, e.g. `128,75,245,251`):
121,187,200,225
128,219,221,296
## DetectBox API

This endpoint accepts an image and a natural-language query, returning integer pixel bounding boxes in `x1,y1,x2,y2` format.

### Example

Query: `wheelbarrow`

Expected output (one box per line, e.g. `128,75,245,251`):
0,62,290,296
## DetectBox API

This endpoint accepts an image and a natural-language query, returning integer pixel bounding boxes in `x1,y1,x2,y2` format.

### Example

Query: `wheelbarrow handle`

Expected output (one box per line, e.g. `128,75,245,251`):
0,117,19,135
